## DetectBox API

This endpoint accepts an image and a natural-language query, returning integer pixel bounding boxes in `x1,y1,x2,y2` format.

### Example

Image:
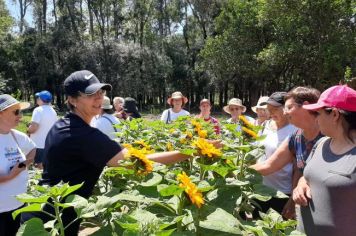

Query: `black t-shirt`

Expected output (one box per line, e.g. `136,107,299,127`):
40,112,122,198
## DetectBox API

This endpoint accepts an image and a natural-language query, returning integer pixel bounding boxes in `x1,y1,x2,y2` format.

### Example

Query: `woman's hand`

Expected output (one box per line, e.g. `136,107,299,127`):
282,197,296,219
207,139,223,148
292,177,311,206
9,162,26,179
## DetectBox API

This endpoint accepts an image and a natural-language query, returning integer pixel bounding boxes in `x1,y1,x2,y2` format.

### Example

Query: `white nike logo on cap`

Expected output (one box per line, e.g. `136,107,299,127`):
84,74,94,80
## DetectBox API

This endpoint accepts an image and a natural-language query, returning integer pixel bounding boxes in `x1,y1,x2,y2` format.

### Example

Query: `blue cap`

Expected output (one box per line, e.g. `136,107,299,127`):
35,90,53,103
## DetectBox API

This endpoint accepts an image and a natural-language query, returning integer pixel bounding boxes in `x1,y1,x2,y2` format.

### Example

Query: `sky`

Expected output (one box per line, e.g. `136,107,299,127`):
5,0,34,31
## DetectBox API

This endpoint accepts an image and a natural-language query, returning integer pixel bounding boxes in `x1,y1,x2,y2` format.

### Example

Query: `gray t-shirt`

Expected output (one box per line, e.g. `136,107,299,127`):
298,138,356,236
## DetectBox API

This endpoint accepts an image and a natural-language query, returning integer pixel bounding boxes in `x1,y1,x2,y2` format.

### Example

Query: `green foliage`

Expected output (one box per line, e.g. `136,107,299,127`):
14,118,304,235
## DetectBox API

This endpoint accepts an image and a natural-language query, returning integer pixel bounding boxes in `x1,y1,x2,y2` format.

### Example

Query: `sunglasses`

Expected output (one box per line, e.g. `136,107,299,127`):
79,89,106,98
13,109,22,116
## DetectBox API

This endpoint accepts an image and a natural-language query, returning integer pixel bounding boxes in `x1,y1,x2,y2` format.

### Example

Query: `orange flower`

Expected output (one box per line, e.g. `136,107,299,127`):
177,172,204,208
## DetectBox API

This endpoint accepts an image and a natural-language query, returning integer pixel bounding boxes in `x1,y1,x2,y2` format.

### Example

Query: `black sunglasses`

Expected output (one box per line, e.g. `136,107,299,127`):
13,109,22,116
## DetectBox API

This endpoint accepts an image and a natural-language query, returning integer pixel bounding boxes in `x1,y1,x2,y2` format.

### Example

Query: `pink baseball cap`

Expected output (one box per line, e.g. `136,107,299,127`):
303,85,356,112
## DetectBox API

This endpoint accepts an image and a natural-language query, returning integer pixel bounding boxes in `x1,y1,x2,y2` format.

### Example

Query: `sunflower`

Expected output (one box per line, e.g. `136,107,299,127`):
125,146,154,175
166,142,173,151
134,140,152,150
193,138,222,158
185,131,193,139
242,126,258,139
239,115,253,128
177,172,204,208
191,119,202,132
197,129,208,139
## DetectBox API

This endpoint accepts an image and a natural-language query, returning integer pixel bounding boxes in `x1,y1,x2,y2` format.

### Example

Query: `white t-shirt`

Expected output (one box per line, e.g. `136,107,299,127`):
0,129,36,212
258,123,297,194
92,113,120,140
30,105,58,148
161,108,190,123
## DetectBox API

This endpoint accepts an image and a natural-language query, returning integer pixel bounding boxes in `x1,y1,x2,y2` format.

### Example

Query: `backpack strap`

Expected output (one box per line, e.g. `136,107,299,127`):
166,109,171,124
101,115,118,132
10,130,20,146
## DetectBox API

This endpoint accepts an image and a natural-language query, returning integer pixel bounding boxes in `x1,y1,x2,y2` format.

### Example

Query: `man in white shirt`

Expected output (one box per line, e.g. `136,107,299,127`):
27,91,58,168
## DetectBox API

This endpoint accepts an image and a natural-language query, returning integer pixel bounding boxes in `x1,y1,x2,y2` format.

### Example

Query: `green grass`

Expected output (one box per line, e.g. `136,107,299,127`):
17,113,32,133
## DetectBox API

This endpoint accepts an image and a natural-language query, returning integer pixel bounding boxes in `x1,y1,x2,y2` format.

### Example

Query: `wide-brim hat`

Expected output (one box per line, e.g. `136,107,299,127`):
101,96,113,109
252,96,269,113
223,98,246,114
167,91,188,105
0,94,30,112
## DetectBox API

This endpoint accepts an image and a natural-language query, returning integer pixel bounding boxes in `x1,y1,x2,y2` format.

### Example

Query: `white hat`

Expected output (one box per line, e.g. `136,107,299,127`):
252,96,269,113
167,91,188,105
101,96,113,109
223,98,246,114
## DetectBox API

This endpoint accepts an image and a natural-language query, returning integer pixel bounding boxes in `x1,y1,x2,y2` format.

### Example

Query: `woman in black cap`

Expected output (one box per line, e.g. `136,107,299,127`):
21,70,190,235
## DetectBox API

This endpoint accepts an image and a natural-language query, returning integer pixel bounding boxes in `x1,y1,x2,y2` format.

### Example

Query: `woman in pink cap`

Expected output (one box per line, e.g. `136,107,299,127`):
161,91,190,123
293,85,356,236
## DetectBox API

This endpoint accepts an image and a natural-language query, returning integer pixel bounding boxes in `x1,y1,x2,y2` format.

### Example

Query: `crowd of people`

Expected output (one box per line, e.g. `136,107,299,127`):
0,69,355,236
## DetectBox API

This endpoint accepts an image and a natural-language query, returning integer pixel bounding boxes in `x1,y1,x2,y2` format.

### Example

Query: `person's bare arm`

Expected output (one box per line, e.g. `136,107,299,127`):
25,148,36,165
27,122,39,135
250,139,294,176
0,164,26,183
107,149,190,167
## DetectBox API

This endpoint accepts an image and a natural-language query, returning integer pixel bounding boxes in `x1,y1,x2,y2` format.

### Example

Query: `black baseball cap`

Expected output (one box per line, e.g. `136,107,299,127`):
264,92,287,107
64,70,112,96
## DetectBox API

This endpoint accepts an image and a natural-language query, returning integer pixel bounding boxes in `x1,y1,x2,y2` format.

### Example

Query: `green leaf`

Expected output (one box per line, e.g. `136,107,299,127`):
140,172,163,186
16,218,49,236
199,208,241,234
157,184,184,197
60,183,84,198
12,203,43,219
156,229,176,236
16,193,50,203
179,149,196,156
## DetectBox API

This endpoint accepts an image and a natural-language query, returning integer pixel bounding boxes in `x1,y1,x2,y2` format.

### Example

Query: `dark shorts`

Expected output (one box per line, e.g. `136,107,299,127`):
0,205,23,236
34,148,44,164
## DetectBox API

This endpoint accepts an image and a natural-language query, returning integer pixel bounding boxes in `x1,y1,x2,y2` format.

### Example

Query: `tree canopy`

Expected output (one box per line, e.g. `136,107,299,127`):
0,0,355,110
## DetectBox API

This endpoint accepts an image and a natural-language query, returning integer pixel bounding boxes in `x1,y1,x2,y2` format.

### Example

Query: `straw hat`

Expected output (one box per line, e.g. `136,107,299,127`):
167,91,188,105
252,96,269,113
223,98,246,114
0,94,30,111
101,96,113,109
